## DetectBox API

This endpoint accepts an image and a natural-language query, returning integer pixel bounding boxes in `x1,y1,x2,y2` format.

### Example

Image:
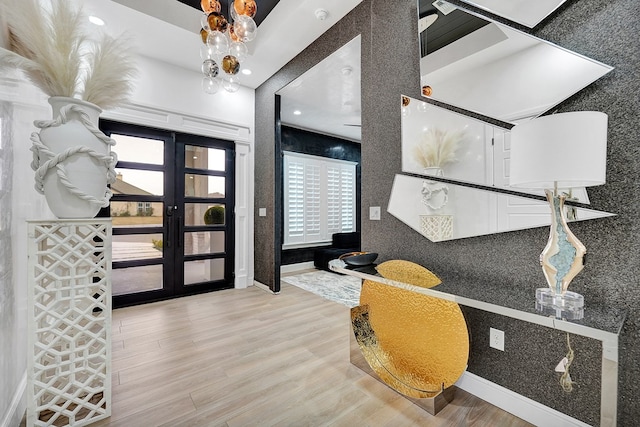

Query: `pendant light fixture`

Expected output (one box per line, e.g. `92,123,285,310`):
199,0,257,94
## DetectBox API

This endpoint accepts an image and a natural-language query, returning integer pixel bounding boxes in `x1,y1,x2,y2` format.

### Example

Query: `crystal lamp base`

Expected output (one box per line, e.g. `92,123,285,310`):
535,288,584,320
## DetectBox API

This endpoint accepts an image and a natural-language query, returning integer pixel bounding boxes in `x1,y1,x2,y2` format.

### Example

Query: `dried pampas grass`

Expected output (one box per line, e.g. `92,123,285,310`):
0,0,136,109
83,35,137,110
413,128,464,169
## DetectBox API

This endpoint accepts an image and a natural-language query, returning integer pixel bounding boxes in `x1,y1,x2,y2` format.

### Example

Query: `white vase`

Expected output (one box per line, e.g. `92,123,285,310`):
421,167,449,210
32,97,116,219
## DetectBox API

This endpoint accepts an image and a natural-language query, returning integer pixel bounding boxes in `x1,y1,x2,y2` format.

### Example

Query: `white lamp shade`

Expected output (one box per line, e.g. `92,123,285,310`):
510,111,608,189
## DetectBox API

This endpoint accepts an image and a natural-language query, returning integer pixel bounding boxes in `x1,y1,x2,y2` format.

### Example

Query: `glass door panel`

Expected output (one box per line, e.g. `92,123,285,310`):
184,203,226,226
113,169,165,196
185,174,225,197
185,145,226,171
112,265,163,296
184,258,225,285
112,134,164,164
112,233,163,262
183,231,225,255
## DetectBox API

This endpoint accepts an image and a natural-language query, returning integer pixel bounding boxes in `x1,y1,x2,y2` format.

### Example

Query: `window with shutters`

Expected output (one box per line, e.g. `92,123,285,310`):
283,152,356,248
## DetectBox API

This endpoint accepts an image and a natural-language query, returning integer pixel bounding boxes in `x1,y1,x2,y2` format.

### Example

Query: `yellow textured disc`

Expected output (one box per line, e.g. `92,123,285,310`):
354,261,469,398
375,259,441,288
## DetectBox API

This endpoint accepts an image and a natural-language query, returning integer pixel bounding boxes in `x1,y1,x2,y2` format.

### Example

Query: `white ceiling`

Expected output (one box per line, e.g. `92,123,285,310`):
278,36,361,142
81,0,363,141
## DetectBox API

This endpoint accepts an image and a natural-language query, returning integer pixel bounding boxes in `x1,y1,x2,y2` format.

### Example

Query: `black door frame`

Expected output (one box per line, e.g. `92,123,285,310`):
99,120,235,308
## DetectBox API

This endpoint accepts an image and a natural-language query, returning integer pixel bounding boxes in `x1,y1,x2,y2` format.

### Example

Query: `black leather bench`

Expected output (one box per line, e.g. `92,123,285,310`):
313,232,361,271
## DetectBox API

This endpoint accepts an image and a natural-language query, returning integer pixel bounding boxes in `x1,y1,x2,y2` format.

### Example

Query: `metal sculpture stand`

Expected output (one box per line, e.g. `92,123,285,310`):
349,330,455,415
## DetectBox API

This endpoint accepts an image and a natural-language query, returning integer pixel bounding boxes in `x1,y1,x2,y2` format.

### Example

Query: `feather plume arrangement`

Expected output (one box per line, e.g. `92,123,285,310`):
0,0,136,109
413,128,464,169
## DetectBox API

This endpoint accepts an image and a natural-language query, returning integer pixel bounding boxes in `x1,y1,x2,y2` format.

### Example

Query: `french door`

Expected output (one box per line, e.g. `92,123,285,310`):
99,120,235,308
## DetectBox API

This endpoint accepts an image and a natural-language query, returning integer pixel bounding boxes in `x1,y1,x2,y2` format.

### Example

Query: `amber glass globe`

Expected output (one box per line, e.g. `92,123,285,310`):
233,0,257,18
207,12,228,33
201,0,221,14
222,55,240,75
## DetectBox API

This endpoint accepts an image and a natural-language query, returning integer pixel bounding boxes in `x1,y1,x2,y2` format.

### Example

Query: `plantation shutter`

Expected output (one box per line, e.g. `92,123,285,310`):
304,163,321,241
283,152,356,247
284,157,305,244
326,165,342,236
340,165,355,231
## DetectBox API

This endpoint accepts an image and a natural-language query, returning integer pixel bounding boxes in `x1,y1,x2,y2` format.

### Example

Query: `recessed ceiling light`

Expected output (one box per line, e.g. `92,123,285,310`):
293,110,302,115
242,69,252,75
88,15,105,26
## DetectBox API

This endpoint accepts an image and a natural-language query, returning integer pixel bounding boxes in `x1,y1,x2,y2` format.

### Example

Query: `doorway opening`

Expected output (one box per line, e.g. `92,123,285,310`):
100,120,235,308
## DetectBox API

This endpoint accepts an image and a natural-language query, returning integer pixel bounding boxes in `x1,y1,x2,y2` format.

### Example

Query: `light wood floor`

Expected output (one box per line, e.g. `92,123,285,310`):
87,283,533,427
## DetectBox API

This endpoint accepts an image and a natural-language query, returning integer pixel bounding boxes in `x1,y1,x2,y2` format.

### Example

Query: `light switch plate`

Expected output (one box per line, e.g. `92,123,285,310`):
258,208,266,217
369,206,381,220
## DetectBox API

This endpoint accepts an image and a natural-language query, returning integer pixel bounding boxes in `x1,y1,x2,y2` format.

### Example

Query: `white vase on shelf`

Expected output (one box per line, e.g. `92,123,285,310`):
31,96,117,218
421,167,449,211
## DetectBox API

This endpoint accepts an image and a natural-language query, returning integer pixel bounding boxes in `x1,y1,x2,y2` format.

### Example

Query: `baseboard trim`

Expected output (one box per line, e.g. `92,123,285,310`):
456,372,590,427
1,371,26,427
280,262,315,274
253,280,277,294
234,273,251,289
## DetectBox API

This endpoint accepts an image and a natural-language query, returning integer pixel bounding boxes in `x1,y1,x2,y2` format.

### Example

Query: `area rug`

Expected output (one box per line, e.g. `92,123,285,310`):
281,270,361,307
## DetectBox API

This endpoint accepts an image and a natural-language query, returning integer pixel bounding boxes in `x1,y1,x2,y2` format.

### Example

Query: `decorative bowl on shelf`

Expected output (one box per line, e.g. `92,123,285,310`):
339,251,378,266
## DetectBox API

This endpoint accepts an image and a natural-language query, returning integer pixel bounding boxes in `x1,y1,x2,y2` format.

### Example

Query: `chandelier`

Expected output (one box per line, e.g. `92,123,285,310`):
199,0,258,94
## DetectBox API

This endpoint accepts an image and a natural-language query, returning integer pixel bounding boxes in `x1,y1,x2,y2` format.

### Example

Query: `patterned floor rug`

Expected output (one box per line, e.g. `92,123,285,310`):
281,270,361,307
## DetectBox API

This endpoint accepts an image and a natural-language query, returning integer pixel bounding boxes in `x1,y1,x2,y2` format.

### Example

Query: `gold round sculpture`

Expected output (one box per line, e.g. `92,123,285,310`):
207,12,228,33
234,0,257,18
352,260,469,399
222,55,240,75
201,0,221,14
376,259,441,288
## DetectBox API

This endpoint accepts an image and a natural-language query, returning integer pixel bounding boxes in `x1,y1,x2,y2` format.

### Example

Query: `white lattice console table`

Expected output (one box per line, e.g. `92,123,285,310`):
27,219,112,427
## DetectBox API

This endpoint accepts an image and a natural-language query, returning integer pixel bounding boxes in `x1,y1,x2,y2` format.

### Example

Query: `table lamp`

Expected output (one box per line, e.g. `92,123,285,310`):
509,111,608,319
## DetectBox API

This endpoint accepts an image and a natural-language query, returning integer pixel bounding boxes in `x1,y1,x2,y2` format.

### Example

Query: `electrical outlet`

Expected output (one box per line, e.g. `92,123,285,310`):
490,328,504,351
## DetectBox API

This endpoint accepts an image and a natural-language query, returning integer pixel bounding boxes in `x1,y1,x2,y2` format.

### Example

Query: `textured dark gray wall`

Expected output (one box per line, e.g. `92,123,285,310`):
255,0,640,424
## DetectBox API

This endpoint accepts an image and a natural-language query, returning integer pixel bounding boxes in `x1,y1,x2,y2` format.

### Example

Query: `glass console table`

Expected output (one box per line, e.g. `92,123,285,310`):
329,259,624,427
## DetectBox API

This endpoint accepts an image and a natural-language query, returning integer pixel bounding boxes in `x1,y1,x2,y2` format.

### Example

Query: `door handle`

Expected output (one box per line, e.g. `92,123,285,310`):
166,205,177,216
166,206,177,247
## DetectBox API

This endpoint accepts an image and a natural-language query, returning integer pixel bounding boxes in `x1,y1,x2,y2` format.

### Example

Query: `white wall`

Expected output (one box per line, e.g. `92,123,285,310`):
0,71,51,427
124,56,255,134
0,53,255,425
